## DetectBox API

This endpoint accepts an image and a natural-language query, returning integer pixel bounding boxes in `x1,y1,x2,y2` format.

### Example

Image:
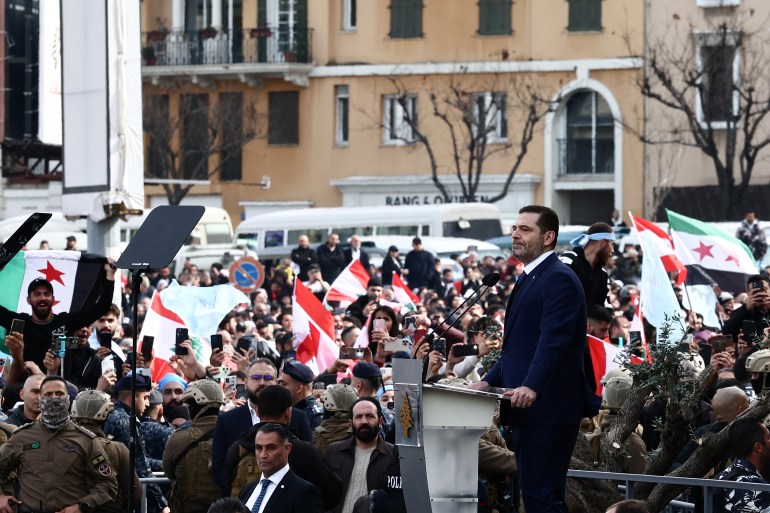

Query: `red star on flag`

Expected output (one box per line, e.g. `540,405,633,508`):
692,241,714,261
37,261,66,286
725,254,740,267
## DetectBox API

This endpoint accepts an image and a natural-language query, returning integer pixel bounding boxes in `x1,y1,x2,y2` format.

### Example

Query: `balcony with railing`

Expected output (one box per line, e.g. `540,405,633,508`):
557,138,614,177
141,26,312,68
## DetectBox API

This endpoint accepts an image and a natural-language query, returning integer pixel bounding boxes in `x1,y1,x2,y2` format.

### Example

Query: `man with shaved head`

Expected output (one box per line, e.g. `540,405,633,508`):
669,386,750,471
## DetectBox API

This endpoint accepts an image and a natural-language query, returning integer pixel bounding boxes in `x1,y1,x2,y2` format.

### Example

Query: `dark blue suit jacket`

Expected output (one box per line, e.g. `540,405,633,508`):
239,469,324,513
212,404,313,495
484,253,596,427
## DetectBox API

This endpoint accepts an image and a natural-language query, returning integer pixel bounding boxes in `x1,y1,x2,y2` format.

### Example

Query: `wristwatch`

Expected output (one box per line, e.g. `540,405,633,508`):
78,501,92,513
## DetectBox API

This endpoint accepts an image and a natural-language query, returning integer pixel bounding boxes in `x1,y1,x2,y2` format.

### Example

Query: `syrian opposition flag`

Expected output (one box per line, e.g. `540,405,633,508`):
587,334,643,395
293,280,339,375
667,210,756,294
630,214,687,285
636,216,687,344
0,250,108,353
391,272,418,311
325,259,370,303
139,281,249,382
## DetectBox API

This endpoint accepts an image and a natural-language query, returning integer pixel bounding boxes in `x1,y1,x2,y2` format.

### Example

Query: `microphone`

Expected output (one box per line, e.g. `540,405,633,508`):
421,272,500,350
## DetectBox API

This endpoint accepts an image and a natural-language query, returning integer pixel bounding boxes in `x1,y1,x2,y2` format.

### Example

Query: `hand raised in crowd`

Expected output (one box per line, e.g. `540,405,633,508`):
4,332,23,361
479,336,501,357
710,351,734,371
95,346,112,361
230,347,250,373
325,359,350,374
96,368,117,392
412,338,429,361
426,350,444,379
209,348,226,367
363,301,378,318
104,257,118,281
445,344,465,371
746,285,770,311
43,350,60,375
122,352,146,376
23,361,44,376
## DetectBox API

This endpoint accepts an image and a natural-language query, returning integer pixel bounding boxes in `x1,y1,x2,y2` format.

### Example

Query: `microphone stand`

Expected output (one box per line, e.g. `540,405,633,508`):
419,272,500,352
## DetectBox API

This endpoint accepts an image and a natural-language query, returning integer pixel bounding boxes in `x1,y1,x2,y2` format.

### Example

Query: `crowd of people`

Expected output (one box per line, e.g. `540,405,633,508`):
0,206,767,513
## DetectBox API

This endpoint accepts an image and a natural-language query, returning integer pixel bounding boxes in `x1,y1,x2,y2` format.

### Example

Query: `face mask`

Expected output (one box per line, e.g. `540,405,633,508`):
40,395,71,430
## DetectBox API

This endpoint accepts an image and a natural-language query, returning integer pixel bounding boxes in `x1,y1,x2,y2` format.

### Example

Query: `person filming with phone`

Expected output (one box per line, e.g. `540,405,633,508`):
42,324,110,390
0,258,117,386
722,275,770,343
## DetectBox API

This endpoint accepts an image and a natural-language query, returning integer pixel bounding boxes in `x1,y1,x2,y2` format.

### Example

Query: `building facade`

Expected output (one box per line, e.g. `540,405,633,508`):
140,0,645,226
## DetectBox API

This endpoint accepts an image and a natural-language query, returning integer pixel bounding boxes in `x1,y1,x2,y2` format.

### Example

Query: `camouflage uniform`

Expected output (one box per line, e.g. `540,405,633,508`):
295,395,325,430
0,420,117,511
140,418,175,465
104,401,168,513
717,458,770,511
313,411,353,455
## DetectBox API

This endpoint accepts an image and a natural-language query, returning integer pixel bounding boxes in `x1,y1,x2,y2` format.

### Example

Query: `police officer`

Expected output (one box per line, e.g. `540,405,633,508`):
162,379,224,513
71,389,141,513
277,361,324,429
104,373,169,513
0,375,117,512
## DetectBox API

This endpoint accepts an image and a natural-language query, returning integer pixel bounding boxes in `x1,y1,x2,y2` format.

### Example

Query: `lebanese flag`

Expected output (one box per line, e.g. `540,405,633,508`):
630,214,687,285
0,250,108,353
587,334,643,395
325,259,370,303
139,281,249,382
634,214,687,344
293,280,339,375
391,272,419,311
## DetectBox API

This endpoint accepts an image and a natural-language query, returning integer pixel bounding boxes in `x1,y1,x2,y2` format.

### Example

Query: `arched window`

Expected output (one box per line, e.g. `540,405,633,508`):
559,91,614,175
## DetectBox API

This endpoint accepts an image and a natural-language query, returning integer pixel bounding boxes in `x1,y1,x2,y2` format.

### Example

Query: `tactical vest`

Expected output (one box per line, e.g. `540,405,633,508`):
169,425,218,513
231,444,262,498
97,437,126,513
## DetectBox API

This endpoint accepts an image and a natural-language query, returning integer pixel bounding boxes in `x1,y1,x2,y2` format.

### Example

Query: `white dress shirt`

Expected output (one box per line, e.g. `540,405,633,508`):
247,400,260,425
245,463,291,513
521,250,554,277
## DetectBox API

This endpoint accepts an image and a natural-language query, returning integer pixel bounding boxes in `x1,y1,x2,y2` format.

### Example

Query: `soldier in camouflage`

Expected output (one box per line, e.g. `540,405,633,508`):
313,384,358,455
72,389,141,513
163,379,224,513
104,373,170,513
277,360,324,429
717,418,770,512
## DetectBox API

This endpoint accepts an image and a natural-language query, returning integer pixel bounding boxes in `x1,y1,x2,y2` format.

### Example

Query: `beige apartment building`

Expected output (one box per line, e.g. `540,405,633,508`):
140,0,645,225
643,0,770,221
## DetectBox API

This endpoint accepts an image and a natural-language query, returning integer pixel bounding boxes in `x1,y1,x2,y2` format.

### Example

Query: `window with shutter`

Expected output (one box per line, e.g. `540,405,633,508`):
478,0,512,36
268,92,300,145
182,94,210,178
390,0,423,39
220,93,243,181
568,0,602,33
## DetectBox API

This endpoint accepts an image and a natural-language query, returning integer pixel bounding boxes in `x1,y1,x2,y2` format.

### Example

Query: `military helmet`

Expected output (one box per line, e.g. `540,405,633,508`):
601,375,633,409
600,367,631,386
71,390,114,422
183,379,225,406
746,349,770,374
320,383,358,412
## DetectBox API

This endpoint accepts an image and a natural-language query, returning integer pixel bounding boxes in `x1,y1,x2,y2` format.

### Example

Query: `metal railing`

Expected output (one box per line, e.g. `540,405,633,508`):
141,26,313,66
567,469,770,513
557,137,614,176
139,475,171,513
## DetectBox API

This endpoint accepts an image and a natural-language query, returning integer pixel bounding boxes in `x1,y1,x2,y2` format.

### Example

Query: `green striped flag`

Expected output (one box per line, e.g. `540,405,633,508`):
667,210,756,293
0,250,107,351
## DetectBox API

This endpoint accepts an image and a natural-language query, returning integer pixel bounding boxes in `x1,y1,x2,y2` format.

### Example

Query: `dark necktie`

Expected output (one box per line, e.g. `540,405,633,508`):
251,479,271,513
513,271,528,296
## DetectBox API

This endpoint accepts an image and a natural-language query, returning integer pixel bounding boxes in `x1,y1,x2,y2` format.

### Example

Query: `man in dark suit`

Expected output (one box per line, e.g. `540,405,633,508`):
212,359,313,496
471,205,598,513
238,423,323,513
344,234,371,272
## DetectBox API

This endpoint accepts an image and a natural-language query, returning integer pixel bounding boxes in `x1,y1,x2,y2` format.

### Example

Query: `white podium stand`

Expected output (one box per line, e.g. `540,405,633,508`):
392,359,500,513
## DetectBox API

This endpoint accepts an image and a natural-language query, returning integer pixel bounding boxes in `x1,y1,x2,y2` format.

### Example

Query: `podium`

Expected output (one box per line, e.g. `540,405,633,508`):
392,359,501,513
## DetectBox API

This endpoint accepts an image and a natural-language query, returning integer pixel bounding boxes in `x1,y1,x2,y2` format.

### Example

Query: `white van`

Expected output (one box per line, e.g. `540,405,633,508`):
234,203,503,250
0,213,88,250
